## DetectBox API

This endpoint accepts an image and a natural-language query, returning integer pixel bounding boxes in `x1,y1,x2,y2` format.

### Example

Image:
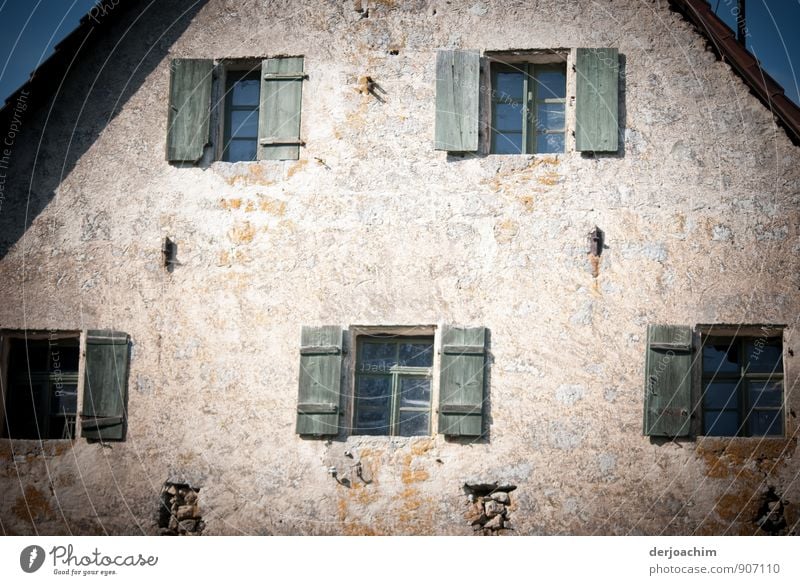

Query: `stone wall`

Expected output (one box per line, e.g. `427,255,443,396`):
0,0,798,535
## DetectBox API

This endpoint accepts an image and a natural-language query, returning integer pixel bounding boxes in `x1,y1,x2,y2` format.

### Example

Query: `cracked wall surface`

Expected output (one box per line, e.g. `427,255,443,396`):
0,0,798,535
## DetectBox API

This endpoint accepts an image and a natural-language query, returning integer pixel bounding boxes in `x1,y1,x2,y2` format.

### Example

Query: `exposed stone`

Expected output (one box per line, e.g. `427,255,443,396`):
489,491,510,504
176,505,197,520
178,519,197,532
484,500,505,518
484,515,503,530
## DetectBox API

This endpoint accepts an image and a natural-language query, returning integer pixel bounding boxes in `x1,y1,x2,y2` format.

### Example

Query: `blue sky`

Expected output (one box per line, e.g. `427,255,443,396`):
0,0,798,105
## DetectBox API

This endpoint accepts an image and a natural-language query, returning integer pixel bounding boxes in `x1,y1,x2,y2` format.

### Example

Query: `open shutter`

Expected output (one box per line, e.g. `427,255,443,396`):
643,324,693,437
166,58,213,162
435,50,480,152
296,326,342,436
575,48,619,152
439,326,486,437
82,330,130,441
258,57,305,160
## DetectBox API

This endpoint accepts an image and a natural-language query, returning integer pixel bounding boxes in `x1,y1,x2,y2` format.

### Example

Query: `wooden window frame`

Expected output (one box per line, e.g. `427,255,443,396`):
484,50,571,155
221,69,262,162
345,325,440,437
698,327,785,438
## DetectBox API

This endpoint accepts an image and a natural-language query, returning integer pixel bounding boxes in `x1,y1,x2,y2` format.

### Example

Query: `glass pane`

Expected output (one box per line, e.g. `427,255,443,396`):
535,103,565,131
744,338,783,373
535,132,564,153
494,103,524,132
356,376,392,403
749,380,783,408
492,132,523,154
52,384,78,415
359,342,396,373
355,408,391,435
230,110,259,138
703,381,739,409
226,139,257,162
494,71,524,100
231,78,260,106
748,410,783,436
534,67,566,99
398,410,430,436
399,343,433,367
703,410,739,436
702,340,739,373
399,377,431,408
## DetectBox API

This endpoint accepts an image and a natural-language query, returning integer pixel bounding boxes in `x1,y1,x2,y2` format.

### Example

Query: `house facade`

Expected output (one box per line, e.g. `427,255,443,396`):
0,0,798,535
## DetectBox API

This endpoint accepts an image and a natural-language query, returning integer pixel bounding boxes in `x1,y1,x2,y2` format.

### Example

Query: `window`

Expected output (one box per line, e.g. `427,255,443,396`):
0,330,131,441
354,335,434,436
222,69,261,162
701,334,784,437
490,61,566,154
2,334,79,439
295,325,487,439
434,48,618,154
166,57,305,164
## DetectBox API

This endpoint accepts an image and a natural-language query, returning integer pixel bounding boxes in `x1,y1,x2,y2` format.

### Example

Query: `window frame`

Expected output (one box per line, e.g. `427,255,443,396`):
221,68,262,162
695,326,785,438
0,330,86,441
483,49,573,156
345,325,440,438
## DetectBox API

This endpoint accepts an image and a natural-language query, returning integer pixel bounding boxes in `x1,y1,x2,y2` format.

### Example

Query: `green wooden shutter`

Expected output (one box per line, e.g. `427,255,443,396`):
166,58,213,162
575,48,619,152
435,50,480,152
439,326,486,437
82,330,130,441
258,57,305,160
296,326,342,436
643,324,693,437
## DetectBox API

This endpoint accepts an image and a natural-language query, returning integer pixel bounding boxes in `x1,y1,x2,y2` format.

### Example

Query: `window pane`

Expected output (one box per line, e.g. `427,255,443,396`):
52,384,78,415
494,71,524,100
355,408,391,435
494,103,524,132
226,139,257,162
744,338,783,374
536,132,564,153
703,340,739,373
231,78,260,106
703,381,739,409
704,410,739,436
749,380,783,408
399,377,431,408
493,132,523,154
356,376,392,403
534,68,566,99
399,343,433,367
748,410,783,436
535,103,565,132
398,410,430,436
230,110,259,138
359,342,396,373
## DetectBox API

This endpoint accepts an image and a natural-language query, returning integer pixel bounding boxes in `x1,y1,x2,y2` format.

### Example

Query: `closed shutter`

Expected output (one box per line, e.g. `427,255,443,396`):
166,59,213,162
82,330,130,441
258,57,305,160
643,324,693,437
575,48,619,152
434,50,480,152
439,326,486,437
296,326,342,436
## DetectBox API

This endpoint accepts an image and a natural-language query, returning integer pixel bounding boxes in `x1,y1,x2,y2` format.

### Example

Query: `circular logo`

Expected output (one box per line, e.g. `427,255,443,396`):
19,545,45,573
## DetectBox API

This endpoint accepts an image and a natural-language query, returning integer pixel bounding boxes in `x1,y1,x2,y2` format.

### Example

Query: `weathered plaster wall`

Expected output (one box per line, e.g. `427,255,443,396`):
1,0,799,535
